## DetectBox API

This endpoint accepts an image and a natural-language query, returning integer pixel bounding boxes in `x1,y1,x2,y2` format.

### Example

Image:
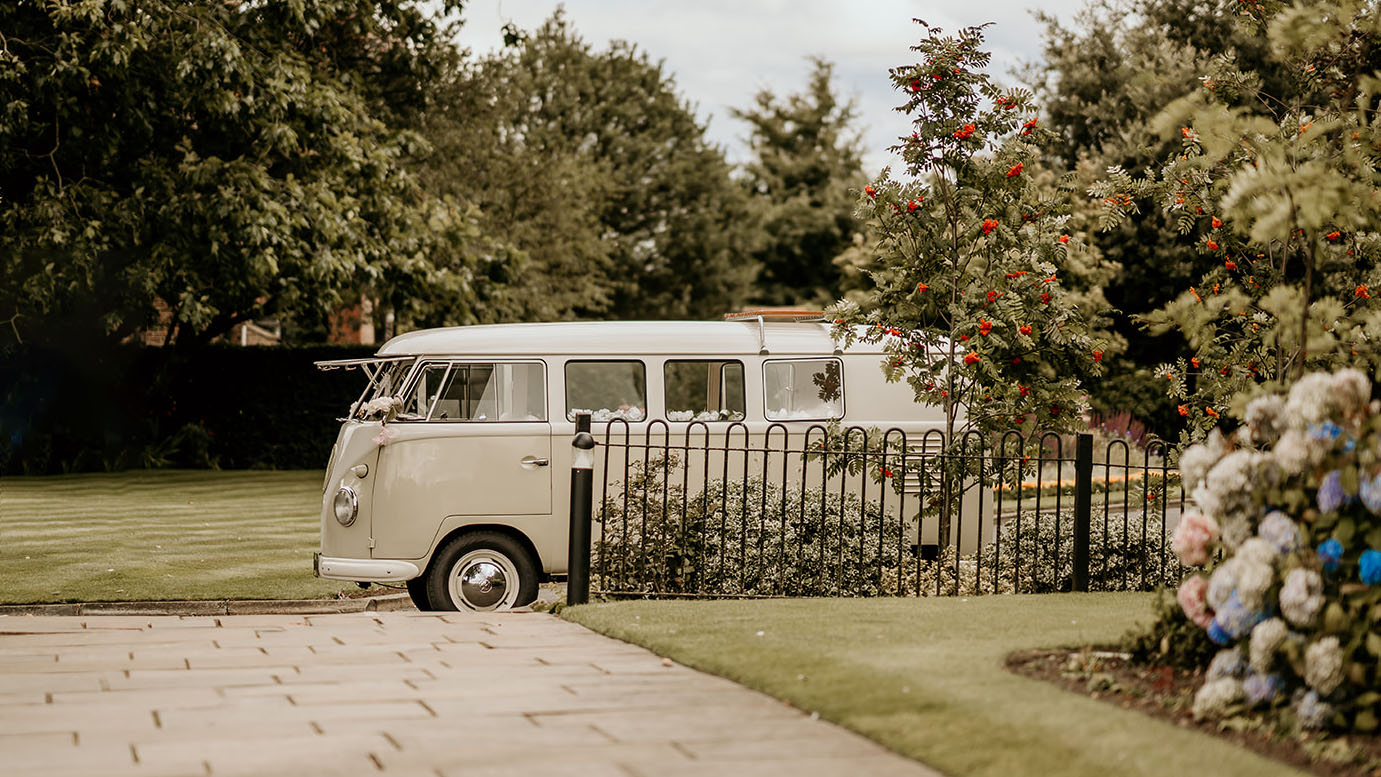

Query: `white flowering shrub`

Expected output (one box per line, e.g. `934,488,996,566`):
594,460,1174,597
989,509,1178,593
1163,368,1381,733
592,461,913,597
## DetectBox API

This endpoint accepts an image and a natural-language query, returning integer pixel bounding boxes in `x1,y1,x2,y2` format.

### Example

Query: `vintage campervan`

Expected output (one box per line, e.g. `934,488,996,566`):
314,318,976,611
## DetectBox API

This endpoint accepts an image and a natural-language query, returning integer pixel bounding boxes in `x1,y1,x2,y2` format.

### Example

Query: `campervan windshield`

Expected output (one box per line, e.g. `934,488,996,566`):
355,359,413,417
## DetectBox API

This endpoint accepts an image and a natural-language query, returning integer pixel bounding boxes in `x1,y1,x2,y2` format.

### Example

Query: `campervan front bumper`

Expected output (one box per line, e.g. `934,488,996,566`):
314,554,421,583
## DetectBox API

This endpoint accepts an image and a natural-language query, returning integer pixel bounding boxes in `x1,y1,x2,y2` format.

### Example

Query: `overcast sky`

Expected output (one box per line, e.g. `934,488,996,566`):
452,1,1091,174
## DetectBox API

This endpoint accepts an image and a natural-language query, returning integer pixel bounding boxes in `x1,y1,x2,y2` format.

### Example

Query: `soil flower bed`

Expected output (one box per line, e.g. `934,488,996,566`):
1007,648,1381,776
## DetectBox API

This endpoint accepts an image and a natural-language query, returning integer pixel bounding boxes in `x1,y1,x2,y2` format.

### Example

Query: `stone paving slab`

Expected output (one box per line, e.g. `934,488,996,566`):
0,611,942,777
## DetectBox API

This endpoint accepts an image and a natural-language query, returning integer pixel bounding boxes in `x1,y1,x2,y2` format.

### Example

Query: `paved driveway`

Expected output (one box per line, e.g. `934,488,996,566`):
0,611,940,777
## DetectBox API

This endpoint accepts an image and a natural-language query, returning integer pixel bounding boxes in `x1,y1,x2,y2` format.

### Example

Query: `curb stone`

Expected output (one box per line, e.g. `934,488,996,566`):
0,592,415,617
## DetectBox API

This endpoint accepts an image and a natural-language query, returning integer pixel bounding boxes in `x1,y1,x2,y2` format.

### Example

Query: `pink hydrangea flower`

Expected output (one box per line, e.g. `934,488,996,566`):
1178,574,1214,629
1173,510,1219,566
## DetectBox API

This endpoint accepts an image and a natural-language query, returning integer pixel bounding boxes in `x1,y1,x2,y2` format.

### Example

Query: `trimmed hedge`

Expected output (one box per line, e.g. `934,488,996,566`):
1,344,374,474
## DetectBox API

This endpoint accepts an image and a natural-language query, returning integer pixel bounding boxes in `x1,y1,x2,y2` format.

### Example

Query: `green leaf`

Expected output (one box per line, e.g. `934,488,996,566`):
1336,518,1357,546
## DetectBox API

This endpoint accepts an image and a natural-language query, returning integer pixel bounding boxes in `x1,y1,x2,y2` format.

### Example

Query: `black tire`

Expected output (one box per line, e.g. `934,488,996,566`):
406,576,433,611
424,531,539,612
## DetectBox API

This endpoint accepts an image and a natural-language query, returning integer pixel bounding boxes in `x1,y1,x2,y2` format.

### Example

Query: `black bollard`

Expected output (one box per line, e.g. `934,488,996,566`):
567,413,596,605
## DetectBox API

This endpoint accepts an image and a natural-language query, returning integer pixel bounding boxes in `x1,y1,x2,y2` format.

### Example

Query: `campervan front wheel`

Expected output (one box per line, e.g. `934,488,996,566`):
425,531,539,612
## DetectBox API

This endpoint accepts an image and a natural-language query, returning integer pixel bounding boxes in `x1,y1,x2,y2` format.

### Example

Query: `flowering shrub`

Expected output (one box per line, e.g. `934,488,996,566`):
988,508,1178,594
592,461,911,597
592,458,1174,597
1162,368,1381,733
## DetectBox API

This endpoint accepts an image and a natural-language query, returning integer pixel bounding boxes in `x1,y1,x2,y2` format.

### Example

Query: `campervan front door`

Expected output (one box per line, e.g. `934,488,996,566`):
370,361,553,559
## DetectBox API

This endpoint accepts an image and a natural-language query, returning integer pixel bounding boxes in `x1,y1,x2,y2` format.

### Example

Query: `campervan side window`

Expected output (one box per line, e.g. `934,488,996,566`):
763,359,844,420
664,360,745,422
566,361,646,422
401,362,546,422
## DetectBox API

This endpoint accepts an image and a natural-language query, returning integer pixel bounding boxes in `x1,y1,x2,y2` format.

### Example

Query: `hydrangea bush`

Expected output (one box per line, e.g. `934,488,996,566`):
1168,368,1381,732
594,458,1173,597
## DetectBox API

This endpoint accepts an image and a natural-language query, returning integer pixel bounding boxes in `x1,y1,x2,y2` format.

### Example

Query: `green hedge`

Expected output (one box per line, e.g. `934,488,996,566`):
0,344,374,474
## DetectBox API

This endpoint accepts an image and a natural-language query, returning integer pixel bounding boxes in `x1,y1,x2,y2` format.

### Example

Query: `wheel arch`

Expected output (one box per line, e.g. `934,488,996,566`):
425,523,547,583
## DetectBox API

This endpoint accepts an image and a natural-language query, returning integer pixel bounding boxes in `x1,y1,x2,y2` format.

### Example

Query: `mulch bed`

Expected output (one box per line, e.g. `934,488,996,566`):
1005,648,1381,777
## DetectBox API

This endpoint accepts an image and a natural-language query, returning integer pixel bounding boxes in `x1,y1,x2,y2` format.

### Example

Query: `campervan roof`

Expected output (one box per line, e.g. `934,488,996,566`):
373,320,891,358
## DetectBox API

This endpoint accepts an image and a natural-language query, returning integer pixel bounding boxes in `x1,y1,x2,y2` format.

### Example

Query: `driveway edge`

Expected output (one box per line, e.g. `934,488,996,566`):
0,592,415,617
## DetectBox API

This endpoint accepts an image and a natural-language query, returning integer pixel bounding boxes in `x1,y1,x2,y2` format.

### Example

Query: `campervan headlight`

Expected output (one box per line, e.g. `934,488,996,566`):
333,487,359,527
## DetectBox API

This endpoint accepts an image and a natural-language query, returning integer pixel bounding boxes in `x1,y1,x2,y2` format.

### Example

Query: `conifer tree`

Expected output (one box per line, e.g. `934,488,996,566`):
734,59,867,307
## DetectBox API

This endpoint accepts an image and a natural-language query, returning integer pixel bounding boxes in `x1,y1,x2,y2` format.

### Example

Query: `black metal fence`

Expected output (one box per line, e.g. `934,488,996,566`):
588,420,1187,598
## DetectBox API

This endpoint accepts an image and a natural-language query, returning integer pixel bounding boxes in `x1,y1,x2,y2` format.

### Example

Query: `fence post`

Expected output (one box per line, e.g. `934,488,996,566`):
1072,432,1093,592
567,413,596,606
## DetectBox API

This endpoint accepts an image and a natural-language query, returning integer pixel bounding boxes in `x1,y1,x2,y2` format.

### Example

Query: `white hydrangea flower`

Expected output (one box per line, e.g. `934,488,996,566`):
1258,511,1301,553
1245,393,1287,443
1285,372,1337,428
1304,636,1345,696
1280,568,1325,627
1193,451,1260,542
1207,560,1239,611
1249,618,1288,674
1180,431,1230,490
1207,648,1246,680
1191,484,1223,522
1331,369,1371,419
1237,538,1278,566
1272,429,1317,476
1193,677,1244,720
1219,514,1254,551
1234,557,1275,611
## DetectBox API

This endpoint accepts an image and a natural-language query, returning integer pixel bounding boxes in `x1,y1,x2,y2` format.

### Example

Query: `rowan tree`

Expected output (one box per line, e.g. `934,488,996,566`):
832,21,1109,450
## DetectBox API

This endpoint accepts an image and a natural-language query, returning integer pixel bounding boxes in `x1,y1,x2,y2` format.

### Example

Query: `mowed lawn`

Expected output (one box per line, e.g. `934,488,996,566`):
565,595,1303,777
1,470,357,603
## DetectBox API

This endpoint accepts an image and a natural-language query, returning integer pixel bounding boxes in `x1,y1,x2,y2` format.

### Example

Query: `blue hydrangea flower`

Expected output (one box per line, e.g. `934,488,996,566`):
1310,421,1343,442
1258,511,1301,554
1208,621,1232,646
1317,471,1348,513
1318,538,1344,573
1243,672,1283,706
1294,689,1333,729
1211,591,1267,642
1361,549,1381,585
1361,473,1381,515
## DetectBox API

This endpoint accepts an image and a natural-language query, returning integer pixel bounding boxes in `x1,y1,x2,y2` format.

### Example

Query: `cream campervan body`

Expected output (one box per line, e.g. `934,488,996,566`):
314,319,980,611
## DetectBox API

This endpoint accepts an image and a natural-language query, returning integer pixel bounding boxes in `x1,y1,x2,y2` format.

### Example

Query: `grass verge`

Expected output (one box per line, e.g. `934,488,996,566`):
564,594,1304,777
1,470,357,603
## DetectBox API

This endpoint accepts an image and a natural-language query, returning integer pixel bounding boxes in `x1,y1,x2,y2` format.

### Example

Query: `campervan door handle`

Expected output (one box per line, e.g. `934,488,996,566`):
520,456,550,468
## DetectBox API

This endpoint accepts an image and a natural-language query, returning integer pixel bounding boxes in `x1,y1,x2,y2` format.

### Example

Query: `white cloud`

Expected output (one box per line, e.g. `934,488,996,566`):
451,1,1088,174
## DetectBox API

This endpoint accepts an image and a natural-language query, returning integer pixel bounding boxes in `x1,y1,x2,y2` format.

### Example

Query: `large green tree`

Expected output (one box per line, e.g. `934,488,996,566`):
1090,0,1381,445
417,12,755,322
0,0,480,351
1032,0,1368,438
733,58,867,307
1030,1,1212,435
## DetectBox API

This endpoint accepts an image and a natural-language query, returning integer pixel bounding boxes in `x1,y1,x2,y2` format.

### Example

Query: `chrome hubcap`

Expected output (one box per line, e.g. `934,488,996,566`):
448,551,518,611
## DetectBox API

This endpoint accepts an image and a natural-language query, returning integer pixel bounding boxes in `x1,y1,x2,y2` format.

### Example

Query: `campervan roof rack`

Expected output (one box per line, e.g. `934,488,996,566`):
723,308,828,323
724,308,830,355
